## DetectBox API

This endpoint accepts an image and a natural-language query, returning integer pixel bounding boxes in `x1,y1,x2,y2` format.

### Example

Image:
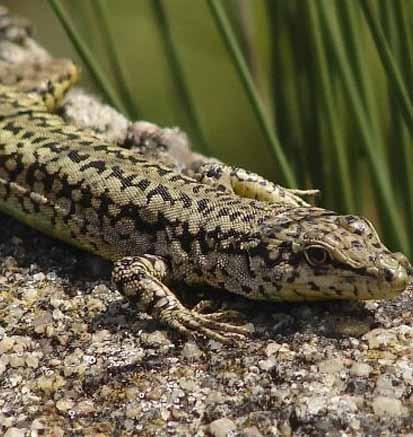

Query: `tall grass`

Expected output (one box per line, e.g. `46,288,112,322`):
46,0,412,257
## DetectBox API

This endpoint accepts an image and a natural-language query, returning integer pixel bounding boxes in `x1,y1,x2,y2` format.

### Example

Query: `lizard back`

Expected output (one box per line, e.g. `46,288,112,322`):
0,84,278,266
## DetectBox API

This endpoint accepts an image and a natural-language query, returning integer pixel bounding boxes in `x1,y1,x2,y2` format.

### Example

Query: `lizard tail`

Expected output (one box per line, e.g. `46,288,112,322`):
0,58,79,111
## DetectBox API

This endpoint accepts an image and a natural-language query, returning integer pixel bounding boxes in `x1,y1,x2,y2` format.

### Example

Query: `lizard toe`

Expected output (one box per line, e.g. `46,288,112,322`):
159,306,250,344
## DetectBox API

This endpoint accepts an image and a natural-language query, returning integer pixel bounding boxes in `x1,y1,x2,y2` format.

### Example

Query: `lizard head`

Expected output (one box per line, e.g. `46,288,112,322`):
246,207,411,301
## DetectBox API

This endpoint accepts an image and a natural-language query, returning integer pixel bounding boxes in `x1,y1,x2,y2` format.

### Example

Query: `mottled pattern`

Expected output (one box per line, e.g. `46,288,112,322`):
0,57,411,341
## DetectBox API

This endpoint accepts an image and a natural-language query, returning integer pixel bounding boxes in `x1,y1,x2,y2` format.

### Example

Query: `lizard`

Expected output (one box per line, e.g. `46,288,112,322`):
0,54,411,343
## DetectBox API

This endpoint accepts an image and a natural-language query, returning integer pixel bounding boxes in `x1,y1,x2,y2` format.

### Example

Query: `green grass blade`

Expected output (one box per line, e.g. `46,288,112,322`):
360,1,413,135
266,2,305,184
307,1,355,213
319,0,407,253
385,0,413,244
338,2,382,146
94,0,141,119
47,0,127,114
150,0,210,154
206,0,297,187
335,1,383,212
393,0,413,97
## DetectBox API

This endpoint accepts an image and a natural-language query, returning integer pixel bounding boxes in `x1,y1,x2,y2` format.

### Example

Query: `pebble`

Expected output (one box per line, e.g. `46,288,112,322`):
36,374,66,393
208,417,237,437
145,386,164,401
243,426,264,437
349,362,372,377
8,354,25,368
364,328,398,349
32,272,45,282
206,391,225,405
126,406,141,419
141,331,171,346
318,358,345,374
22,288,38,300
0,361,6,376
374,374,405,399
265,342,281,356
0,337,15,353
4,428,26,437
258,357,277,371
372,396,408,418
179,378,197,392
46,271,57,281
181,342,203,361
55,399,74,412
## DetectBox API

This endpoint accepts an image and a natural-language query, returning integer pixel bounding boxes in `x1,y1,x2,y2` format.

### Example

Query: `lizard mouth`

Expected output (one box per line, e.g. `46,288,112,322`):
270,262,410,302
351,263,410,300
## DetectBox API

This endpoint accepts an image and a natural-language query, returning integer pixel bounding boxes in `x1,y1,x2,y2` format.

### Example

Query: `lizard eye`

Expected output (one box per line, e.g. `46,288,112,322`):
304,245,330,266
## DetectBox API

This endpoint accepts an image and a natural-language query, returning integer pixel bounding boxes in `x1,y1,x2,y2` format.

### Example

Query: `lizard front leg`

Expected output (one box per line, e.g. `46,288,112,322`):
112,255,250,344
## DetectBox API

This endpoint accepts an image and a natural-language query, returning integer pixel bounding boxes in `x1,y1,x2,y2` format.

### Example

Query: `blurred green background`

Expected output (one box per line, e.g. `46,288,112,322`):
3,0,413,257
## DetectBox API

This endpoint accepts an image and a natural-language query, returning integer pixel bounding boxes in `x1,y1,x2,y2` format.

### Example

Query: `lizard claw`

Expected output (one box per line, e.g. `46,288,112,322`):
159,306,251,344
201,309,245,322
192,300,245,321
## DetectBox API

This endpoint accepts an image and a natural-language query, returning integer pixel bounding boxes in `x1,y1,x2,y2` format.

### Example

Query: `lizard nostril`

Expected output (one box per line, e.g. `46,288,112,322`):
383,268,394,282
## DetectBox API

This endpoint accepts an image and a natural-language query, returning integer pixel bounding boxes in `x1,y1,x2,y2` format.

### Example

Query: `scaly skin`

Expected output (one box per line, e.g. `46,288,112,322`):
0,58,411,343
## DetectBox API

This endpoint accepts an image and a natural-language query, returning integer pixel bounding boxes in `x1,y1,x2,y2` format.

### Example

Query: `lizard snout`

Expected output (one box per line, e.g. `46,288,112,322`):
376,253,410,293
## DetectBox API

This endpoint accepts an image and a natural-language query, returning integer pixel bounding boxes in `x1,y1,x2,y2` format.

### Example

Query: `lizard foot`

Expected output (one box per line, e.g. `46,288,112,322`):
160,306,250,344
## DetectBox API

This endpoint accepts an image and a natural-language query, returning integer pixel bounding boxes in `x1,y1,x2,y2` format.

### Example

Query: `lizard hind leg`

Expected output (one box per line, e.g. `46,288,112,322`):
190,161,319,207
112,255,251,344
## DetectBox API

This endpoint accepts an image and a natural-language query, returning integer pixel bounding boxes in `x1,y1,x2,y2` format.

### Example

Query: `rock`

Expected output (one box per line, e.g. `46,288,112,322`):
208,417,237,437
349,363,372,377
32,272,45,282
76,400,95,415
372,396,408,418
36,373,66,393
364,329,398,349
8,353,25,368
258,357,277,371
145,386,164,401
0,361,6,376
181,342,203,361
46,271,57,281
179,378,197,392
374,374,405,399
243,426,264,437
4,428,26,437
141,331,171,347
264,342,281,357
126,406,141,419
0,337,14,353
318,358,345,374
55,399,74,412
30,419,46,431
206,391,225,405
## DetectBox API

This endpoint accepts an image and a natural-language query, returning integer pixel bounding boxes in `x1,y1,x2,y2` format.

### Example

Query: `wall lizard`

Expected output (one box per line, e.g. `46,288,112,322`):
0,50,411,343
